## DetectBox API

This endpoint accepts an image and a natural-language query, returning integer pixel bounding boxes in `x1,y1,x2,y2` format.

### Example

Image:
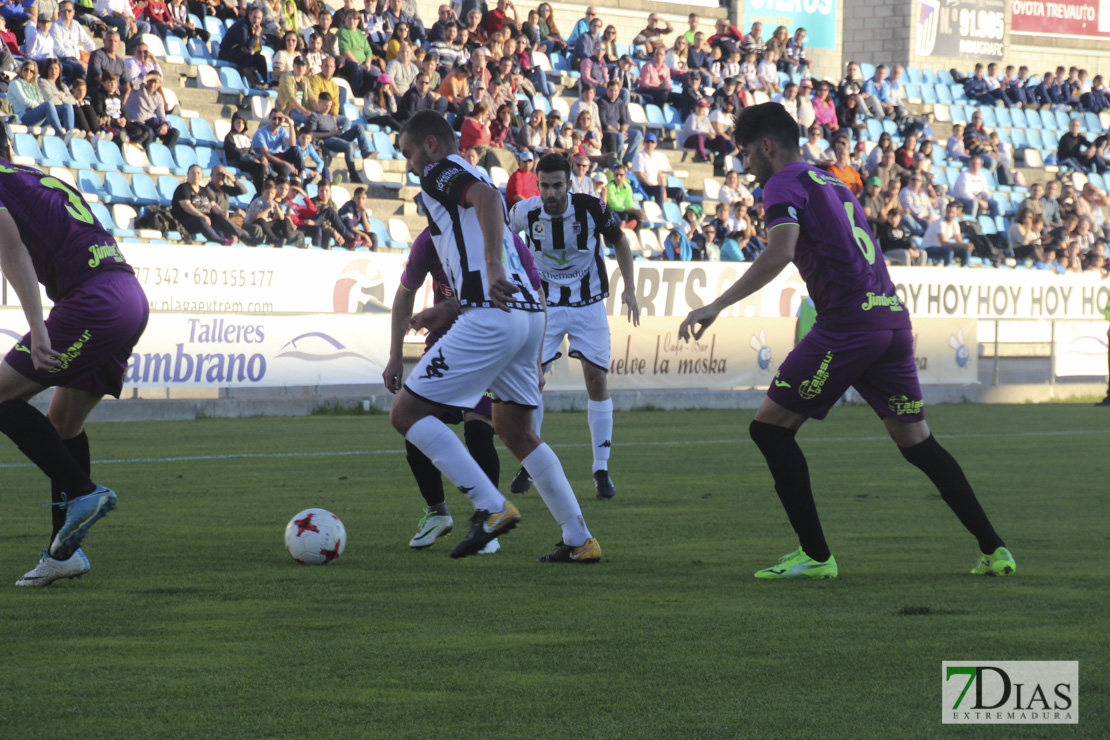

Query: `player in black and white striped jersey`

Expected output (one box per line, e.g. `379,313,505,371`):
390,111,602,564
507,154,640,499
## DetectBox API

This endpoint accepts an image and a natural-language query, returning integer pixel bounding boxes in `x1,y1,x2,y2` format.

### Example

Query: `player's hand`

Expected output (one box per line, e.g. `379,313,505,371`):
409,303,453,334
382,355,403,393
487,268,519,312
29,326,61,371
622,288,640,326
678,304,721,342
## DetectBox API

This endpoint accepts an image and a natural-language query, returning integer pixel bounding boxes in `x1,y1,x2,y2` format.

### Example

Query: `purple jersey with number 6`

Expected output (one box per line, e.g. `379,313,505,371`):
0,162,133,300
762,162,911,332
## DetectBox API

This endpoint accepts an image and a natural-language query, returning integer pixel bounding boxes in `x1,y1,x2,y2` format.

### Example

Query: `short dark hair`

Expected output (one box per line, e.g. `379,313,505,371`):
317,91,332,102
535,152,571,178
399,110,457,149
734,102,800,151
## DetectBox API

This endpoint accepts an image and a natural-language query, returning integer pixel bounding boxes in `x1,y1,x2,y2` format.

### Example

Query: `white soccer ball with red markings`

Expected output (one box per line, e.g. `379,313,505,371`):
284,508,346,565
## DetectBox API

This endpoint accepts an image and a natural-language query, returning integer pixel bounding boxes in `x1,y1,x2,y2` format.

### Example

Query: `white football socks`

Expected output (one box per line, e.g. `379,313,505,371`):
587,398,613,472
405,417,505,512
522,442,591,547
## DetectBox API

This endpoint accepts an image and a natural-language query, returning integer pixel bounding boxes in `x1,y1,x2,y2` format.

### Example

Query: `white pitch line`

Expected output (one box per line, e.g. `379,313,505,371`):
0,429,1096,469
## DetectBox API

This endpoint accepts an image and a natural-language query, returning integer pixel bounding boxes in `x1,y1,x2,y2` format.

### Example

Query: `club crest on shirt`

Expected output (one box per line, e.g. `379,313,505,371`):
571,221,582,235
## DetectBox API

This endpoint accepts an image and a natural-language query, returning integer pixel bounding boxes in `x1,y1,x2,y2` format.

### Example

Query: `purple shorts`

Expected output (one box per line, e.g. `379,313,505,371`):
438,390,495,424
767,325,925,422
5,271,149,398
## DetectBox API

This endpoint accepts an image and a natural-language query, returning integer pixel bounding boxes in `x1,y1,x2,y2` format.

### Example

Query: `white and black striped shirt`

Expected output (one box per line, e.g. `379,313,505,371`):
509,193,624,307
419,154,543,312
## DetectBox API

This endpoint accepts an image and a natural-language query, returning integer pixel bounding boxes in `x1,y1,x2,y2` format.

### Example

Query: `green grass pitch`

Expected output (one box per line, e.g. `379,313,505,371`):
2,404,1106,739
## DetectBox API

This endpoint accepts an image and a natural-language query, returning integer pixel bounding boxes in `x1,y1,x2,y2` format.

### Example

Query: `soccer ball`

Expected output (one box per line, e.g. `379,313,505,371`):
284,508,346,565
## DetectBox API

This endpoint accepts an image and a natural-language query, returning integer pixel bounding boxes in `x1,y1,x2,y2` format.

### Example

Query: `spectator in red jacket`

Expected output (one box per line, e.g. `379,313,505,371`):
505,150,538,205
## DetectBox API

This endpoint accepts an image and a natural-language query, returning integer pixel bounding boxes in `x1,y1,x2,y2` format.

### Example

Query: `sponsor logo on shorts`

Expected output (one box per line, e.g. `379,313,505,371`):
797,351,833,400
13,342,30,355
417,348,450,380
860,292,904,312
87,242,125,269
888,394,924,416
48,330,92,374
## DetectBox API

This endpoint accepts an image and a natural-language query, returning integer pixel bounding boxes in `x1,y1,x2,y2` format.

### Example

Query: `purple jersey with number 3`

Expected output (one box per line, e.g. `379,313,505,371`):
763,162,911,332
0,163,132,301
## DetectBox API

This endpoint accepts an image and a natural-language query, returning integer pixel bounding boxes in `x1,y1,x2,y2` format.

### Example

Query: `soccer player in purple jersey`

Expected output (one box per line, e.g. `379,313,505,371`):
679,104,1015,579
0,162,149,587
383,226,543,553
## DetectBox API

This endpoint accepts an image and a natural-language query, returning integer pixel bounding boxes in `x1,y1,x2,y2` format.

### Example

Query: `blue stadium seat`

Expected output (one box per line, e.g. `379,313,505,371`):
195,147,223,171
231,179,256,209
69,137,101,170
371,131,402,159
931,145,946,165
173,144,201,172
41,136,77,166
167,115,195,146
130,173,163,206
979,107,997,127
190,117,221,148
949,83,967,102
865,119,883,141
935,84,952,105
104,171,138,204
164,34,187,61
661,105,682,130
644,104,667,134
995,107,1012,128
1039,109,1055,130
203,16,225,42
1088,172,1106,190
96,139,141,173
150,143,187,175
1009,107,1028,128
994,129,1010,146
366,217,395,249
1040,129,1058,150
662,201,683,225
1083,112,1101,132
920,84,937,105
978,215,997,235
89,202,134,237
157,175,181,204
14,133,59,166
935,69,954,84
1054,110,1071,130
1010,128,1028,149
77,169,109,202
218,67,249,95
944,168,960,189
860,63,876,79
901,82,919,100
922,68,938,85
881,120,898,137
905,66,923,84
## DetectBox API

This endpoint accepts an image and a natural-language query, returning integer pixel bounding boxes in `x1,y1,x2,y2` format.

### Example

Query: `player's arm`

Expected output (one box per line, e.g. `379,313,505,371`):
608,229,639,326
465,181,518,311
383,283,418,393
0,208,59,370
679,222,798,342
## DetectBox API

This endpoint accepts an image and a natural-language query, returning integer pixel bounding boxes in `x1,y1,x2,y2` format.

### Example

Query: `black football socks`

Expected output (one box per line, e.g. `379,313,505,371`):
749,420,832,563
900,434,1005,554
405,440,448,515
464,419,500,489
0,399,95,500
49,431,92,545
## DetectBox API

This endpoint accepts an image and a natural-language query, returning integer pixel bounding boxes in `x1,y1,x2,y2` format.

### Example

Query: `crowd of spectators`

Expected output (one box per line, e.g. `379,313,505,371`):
0,0,1105,268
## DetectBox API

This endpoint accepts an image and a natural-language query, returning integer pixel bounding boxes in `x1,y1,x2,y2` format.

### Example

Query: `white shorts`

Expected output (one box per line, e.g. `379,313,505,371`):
542,301,611,370
405,307,544,410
